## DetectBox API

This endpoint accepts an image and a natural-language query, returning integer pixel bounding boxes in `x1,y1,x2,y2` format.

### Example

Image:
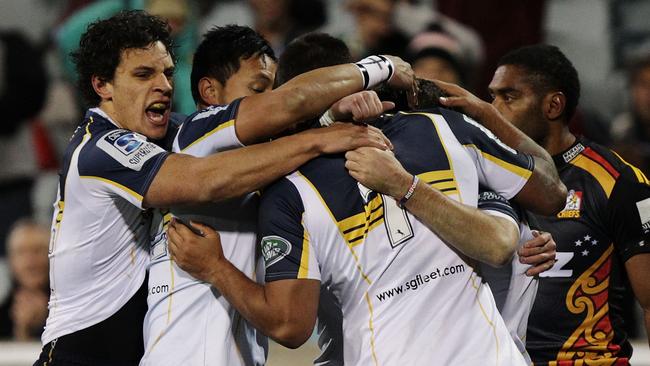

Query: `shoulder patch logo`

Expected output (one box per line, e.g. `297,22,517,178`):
261,235,292,268
636,197,650,234
97,130,165,171
557,189,582,218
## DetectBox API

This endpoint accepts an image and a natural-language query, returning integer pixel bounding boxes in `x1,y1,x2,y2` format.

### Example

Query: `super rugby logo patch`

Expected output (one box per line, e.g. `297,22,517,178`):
557,189,582,218
97,130,165,171
261,236,292,268
114,132,143,155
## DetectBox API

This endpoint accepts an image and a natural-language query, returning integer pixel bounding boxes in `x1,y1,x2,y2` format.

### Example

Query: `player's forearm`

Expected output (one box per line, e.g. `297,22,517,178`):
237,64,363,144
146,133,320,207
476,103,566,215
206,260,311,348
516,156,567,216
201,133,319,201
404,180,518,266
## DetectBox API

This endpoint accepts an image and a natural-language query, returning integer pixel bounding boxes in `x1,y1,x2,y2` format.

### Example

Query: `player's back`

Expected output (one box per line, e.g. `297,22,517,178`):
259,109,528,365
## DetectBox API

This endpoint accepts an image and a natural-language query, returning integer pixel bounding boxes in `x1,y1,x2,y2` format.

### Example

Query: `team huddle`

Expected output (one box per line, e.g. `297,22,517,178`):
35,10,650,366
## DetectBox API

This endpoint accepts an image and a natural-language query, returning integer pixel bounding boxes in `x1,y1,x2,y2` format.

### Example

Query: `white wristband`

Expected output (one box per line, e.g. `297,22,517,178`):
354,55,395,90
319,109,335,126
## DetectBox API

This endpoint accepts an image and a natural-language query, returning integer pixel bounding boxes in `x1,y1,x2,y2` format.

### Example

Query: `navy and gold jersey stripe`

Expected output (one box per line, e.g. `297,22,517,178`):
176,98,242,151
339,195,385,247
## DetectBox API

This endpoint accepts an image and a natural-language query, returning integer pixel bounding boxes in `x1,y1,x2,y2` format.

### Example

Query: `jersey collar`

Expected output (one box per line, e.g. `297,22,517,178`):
88,107,121,129
553,136,587,168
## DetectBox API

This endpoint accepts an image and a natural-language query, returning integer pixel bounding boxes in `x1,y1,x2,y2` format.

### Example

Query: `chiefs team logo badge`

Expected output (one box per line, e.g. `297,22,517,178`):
557,190,582,218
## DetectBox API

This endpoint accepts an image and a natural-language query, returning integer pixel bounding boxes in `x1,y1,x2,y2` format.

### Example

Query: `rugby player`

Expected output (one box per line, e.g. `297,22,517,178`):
36,11,415,366
141,25,396,366
438,44,650,365
167,34,566,365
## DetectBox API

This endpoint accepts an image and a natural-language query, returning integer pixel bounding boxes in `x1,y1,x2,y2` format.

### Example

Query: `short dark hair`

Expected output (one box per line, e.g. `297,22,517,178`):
498,44,580,120
72,10,175,107
278,33,444,112
191,25,276,105
276,32,352,86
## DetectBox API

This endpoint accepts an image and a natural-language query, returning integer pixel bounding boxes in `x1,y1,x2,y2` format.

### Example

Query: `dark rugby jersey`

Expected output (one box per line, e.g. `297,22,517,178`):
527,138,650,365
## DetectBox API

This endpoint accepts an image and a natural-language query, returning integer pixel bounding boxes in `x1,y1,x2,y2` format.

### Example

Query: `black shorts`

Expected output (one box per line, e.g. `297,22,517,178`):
33,340,133,366
33,277,148,366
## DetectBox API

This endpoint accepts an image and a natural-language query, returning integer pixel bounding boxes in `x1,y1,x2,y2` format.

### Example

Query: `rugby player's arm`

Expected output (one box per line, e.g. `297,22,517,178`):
346,148,518,266
435,80,566,216
405,180,519,266
625,253,650,346
235,56,413,145
167,220,320,348
143,124,387,208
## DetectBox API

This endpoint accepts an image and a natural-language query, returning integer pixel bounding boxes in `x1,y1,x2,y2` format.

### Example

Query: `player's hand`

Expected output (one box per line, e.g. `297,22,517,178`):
306,123,393,154
10,288,48,340
433,79,495,122
329,91,395,123
384,55,418,109
345,147,412,198
518,230,557,276
167,218,224,283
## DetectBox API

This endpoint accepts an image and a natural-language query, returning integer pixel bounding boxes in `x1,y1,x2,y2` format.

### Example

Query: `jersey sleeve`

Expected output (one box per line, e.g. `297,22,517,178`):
477,187,520,229
79,129,170,209
442,108,534,200
173,98,244,155
258,177,321,282
607,176,650,261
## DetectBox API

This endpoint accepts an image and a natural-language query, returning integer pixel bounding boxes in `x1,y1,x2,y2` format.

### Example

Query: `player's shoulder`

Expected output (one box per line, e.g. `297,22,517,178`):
412,107,520,155
176,99,242,150
260,174,305,212
79,119,167,177
571,139,649,186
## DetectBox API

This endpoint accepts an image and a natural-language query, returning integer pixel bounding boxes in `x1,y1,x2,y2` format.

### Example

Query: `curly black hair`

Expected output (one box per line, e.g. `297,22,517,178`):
72,10,175,107
191,25,276,105
497,44,580,121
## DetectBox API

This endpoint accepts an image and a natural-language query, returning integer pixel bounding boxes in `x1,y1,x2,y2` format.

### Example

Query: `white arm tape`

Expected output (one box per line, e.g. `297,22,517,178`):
354,55,395,90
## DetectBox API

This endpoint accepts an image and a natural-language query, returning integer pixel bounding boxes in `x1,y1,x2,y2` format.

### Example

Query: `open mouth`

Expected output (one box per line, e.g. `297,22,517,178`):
145,102,170,125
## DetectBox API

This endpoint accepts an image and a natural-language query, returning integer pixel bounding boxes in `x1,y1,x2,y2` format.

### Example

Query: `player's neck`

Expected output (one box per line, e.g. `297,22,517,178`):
544,123,576,156
98,102,125,129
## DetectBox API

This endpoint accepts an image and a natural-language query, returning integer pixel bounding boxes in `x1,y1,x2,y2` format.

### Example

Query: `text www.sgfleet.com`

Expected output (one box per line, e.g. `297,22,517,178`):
376,264,466,302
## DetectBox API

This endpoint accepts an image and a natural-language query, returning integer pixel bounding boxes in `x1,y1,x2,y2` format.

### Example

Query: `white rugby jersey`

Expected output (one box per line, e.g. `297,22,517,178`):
314,191,538,366
477,189,538,364
141,99,267,366
259,109,533,366
43,108,170,345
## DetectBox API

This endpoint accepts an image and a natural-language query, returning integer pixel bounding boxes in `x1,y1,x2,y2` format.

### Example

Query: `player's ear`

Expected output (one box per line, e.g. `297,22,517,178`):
92,75,113,101
198,77,223,106
544,91,566,121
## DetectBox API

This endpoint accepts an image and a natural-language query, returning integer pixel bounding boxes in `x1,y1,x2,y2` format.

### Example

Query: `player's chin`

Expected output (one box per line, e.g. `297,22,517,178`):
143,115,169,139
